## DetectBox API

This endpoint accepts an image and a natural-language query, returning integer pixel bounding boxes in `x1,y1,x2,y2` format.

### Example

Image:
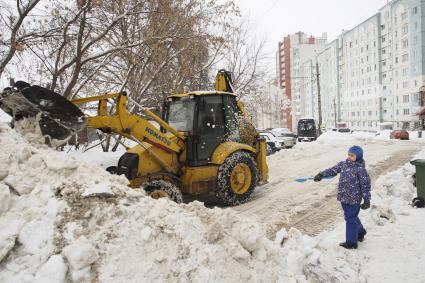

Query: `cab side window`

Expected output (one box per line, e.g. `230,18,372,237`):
223,95,241,141
197,96,224,136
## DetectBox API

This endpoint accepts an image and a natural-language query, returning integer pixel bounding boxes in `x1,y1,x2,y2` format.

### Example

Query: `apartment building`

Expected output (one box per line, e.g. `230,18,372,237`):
302,39,342,128
276,32,327,130
277,0,425,131
379,0,424,129
341,14,382,130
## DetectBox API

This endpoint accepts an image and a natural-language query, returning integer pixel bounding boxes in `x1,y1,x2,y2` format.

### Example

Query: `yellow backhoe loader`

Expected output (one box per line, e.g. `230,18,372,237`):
0,70,268,205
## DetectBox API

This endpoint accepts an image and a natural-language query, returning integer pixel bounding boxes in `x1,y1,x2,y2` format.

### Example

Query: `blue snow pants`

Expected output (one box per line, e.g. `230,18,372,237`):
341,203,364,244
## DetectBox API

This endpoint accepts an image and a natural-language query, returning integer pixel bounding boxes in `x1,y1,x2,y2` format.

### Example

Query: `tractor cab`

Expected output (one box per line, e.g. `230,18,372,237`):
165,92,244,166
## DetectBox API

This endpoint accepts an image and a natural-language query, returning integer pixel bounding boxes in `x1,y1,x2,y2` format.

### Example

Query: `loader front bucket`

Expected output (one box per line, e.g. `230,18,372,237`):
0,84,86,141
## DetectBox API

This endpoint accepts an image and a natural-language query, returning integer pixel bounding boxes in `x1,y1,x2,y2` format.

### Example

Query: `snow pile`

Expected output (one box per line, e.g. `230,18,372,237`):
0,122,360,282
316,131,357,144
0,122,131,282
350,131,376,139
373,130,391,140
309,150,425,282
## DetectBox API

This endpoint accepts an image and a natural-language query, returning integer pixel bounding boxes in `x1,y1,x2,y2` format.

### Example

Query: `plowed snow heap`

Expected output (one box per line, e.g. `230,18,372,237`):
0,122,358,282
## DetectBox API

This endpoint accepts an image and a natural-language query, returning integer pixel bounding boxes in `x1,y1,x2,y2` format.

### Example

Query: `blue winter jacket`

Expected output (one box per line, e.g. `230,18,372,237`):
321,160,371,205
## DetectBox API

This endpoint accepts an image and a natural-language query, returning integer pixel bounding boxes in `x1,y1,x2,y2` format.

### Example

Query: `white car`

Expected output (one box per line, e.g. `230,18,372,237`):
272,128,291,135
268,128,297,148
259,132,284,150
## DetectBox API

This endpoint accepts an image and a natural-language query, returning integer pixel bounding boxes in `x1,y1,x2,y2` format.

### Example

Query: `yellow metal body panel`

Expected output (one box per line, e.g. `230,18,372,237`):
72,93,183,154
127,143,181,188
256,139,269,183
210,142,256,165
167,91,235,99
180,166,218,194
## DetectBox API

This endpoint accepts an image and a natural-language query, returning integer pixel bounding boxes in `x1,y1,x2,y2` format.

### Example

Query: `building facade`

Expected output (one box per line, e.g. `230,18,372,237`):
248,82,286,130
277,0,425,131
276,32,327,130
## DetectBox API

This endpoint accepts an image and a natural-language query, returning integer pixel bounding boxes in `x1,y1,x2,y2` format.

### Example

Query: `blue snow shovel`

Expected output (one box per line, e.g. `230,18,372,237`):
295,176,336,183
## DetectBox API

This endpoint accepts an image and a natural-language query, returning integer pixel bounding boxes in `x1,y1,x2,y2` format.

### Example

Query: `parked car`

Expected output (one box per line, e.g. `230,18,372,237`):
390,130,409,140
297,118,318,142
270,127,291,135
259,131,284,151
270,130,297,148
332,128,351,133
266,143,275,156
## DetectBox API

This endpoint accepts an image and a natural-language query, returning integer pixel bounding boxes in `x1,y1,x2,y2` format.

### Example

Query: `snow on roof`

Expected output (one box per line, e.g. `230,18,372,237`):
299,116,316,120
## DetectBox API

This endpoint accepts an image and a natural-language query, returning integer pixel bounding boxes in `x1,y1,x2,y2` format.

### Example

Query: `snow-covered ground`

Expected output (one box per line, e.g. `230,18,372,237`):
0,123,424,282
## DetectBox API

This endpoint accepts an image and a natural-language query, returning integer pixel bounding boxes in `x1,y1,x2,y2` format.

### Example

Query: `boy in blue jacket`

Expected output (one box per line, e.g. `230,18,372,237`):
314,145,371,249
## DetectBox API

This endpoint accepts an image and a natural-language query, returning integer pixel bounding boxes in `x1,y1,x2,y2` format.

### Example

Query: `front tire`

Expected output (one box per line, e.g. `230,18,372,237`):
143,180,183,203
216,151,259,206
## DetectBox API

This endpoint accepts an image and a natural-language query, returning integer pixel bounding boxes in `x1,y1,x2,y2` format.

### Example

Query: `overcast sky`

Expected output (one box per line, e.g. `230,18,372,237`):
232,0,389,71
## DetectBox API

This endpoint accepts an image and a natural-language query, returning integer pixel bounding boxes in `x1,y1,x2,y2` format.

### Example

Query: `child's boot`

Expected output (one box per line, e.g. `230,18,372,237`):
358,229,367,242
339,242,358,249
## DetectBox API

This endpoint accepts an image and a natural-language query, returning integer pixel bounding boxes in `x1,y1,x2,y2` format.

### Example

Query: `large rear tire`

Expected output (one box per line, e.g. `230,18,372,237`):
143,180,183,203
216,151,259,206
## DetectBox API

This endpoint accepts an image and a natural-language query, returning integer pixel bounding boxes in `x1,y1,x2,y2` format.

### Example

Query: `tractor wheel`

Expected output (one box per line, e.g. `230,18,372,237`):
216,151,259,206
143,180,183,203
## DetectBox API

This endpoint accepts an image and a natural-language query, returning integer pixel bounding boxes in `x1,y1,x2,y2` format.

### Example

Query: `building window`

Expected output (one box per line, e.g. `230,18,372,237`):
402,39,408,48
403,95,410,103
402,12,408,21
382,36,386,43
402,68,409,76
395,57,399,64
382,48,386,54
413,7,418,15
402,25,409,35
402,54,409,62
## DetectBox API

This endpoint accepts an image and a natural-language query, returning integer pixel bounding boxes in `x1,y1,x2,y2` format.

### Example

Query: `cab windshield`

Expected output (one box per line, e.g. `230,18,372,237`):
167,98,195,132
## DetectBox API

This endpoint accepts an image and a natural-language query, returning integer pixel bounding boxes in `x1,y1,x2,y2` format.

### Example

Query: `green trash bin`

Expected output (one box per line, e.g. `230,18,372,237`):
410,159,425,207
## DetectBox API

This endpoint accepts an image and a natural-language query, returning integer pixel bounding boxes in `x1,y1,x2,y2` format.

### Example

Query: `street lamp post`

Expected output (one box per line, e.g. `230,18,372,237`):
420,85,425,130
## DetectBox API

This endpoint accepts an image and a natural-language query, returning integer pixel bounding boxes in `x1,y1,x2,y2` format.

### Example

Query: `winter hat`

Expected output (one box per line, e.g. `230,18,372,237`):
348,145,364,162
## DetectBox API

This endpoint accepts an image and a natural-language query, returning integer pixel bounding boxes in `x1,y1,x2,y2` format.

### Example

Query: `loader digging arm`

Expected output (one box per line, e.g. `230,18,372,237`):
72,92,186,174
72,92,184,153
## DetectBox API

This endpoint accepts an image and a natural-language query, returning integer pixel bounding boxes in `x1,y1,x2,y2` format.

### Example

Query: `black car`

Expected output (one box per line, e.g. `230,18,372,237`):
297,118,318,142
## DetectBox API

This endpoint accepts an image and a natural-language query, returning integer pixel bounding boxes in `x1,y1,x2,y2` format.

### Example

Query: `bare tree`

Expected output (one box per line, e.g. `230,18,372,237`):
220,20,267,99
0,0,43,78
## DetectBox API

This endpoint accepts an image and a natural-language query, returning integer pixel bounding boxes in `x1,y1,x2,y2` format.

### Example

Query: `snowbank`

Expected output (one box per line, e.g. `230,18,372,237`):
1,120,423,282
315,131,375,145
0,122,360,282
316,131,355,144
307,149,425,283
